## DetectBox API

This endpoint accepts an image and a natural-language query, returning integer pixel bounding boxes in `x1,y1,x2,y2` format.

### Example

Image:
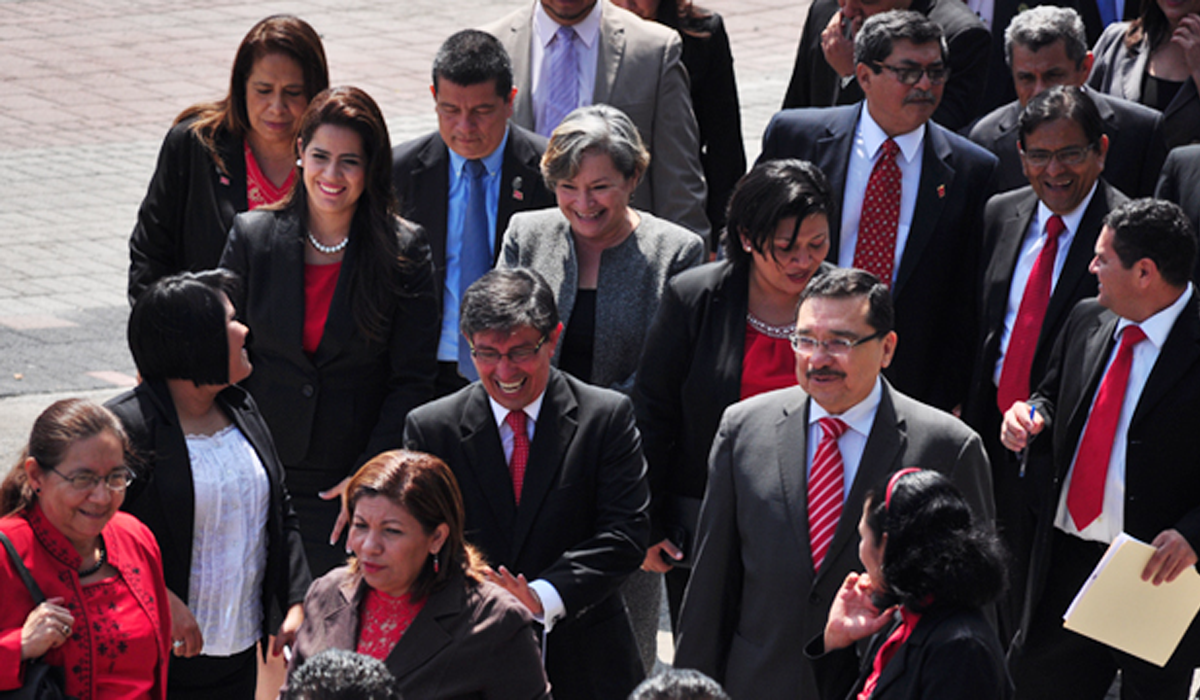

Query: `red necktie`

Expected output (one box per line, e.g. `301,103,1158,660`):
853,139,902,287
1067,325,1147,530
810,417,848,571
997,215,1067,412
505,411,529,505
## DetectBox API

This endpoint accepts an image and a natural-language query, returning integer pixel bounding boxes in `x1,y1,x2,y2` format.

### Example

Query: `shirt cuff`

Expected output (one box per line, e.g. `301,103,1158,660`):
529,579,566,633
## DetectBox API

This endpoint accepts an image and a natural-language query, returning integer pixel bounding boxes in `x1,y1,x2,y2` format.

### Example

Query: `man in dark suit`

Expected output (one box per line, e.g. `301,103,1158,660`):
674,268,994,699
762,11,999,411
403,268,649,700
965,86,1127,639
393,30,554,397
1002,199,1200,699
1156,144,1200,282
780,0,990,131
967,6,1164,196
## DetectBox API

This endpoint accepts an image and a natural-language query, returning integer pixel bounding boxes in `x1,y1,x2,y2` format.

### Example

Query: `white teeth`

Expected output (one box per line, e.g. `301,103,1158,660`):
498,379,524,392
318,182,345,195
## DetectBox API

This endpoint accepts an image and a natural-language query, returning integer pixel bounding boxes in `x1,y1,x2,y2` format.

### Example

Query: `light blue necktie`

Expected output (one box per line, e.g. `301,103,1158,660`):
538,26,579,137
457,159,489,381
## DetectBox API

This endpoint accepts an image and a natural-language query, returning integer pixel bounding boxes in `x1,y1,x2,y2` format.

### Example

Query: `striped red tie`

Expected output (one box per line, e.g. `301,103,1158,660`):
506,411,529,505
810,417,848,572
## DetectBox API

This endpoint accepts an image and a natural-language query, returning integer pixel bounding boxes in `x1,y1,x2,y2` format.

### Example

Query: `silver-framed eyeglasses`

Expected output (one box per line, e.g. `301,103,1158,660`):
790,330,887,357
469,335,549,366
869,62,950,85
49,467,135,493
1019,143,1097,168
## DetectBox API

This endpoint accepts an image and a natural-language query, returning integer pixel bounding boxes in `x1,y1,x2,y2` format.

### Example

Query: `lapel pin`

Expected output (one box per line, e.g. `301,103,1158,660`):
219,176,230,186
512,176,524,201
937,184,945,199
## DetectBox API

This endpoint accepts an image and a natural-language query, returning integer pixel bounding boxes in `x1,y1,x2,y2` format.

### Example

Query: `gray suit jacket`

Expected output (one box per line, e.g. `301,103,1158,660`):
482,0,709,238
673,380,994,700
499,208,704,393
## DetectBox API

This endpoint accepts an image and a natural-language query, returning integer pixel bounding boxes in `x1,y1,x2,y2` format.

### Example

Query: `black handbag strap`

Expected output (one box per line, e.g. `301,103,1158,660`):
0,531,47,605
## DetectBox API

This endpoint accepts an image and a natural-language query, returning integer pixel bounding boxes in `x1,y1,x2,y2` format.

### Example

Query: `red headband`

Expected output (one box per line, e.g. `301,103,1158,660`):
885,468,923,510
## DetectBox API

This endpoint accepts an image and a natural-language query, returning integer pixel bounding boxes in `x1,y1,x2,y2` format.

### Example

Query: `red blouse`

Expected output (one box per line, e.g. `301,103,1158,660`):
740,322,798,400
356,588,425,661
0,507,170,700
244,141,294,210
303,262,342,355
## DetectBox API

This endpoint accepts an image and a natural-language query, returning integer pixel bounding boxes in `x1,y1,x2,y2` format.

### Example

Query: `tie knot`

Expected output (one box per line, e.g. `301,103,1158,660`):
818,417,849,441
555,26,577,44
1120,325,1146,349
465,159,487,179
880,139,900,160
505,410,527,434
1045,215,1066,240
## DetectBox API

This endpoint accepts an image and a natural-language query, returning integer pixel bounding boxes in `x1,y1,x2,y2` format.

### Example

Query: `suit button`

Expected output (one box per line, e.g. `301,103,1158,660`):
809,592,821,604
301,384,315,398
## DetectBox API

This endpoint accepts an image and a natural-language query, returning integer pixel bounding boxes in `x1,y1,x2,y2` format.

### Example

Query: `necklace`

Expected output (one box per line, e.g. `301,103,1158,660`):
307,231,349,254
746,311,795,339
79,535,107,577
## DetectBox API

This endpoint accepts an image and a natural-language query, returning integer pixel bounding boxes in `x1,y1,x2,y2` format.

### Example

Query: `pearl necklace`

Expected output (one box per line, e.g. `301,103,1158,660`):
79,535,107,577
307,231,349,254
746,312,795,339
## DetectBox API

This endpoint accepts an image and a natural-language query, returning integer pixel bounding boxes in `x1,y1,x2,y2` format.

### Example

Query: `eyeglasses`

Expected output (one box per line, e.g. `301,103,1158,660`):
469,335,549,366
48,467,135,493
1019,144,1097,168
870,62,950,85
790,329,887,356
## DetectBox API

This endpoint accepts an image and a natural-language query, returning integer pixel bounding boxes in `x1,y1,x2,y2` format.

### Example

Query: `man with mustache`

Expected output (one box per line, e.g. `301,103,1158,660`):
674,267,994,699
759,11,998,413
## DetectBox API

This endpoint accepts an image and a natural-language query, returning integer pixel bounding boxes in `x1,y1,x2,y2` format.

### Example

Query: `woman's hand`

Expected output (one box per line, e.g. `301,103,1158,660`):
167,589,203,658
824,573,895,651
20,597,74,661
484,566,544,616
1173,14,1200,81
320,477,352,545
271,603,304,657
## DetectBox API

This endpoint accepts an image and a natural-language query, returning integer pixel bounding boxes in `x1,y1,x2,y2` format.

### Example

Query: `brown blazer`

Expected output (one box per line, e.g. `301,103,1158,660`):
284,567,551,700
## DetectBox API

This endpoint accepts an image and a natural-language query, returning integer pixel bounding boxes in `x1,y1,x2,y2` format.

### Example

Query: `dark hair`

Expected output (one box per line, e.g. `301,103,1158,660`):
630,669,731,700
1004,6,1089,69
460,268,560,340
128,269,240,385
177,15,329,175
541,104,650,189
1,399,132,516
1017,86,1104,150
796,268,894,334
855,10,948,67
1104,198,1197,288
1127,0,1172,52
653,0,715,38
288,649,402,700
431,30,513,98
345,450,488,601
721,159,833,267
863,469,1007,613
280,86,409,343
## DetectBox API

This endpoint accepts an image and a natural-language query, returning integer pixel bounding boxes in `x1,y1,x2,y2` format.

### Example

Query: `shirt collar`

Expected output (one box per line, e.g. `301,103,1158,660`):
808,376,884,438
1035,180,1098,238
448,127,511,178
489,389,546,428
859,105,925,164
1116,283,1194,350
533,1,601,49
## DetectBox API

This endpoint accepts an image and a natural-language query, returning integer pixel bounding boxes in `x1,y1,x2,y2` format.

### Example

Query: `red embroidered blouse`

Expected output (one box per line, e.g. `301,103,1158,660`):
245,141,294,210
355,588,425,661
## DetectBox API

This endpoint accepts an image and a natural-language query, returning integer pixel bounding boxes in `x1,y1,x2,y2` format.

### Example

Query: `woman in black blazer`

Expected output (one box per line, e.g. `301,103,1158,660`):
632,159,834,622
807,469,1011,700
220,87,439,577
128,15,329,303
107,269,311,699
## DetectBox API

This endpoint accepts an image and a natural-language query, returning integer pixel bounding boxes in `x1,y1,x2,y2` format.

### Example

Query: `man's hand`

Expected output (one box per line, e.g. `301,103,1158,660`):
1142,529,1199,585
485,565,545,616
641,538,684,573
821,10,860,78
320,476,352,545
1000,401,1045,452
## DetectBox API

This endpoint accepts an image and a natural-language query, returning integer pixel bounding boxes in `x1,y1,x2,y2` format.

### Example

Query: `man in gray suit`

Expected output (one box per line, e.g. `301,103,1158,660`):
674,268,994,700
482,0,709,238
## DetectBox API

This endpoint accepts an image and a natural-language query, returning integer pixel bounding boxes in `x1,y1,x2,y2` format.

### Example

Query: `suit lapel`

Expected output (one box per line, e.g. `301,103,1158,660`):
983,191,1037,333
778,392,816,573
1133,293,1200,423
385,579,460,680
497,133,542,262
1041,185,1108,341
894,126,954,297
145,382,195,568
415,137,452,275
821,108,859,258
270,214,309,362
511,372,577,559
593,2,623,105
460,386,519,548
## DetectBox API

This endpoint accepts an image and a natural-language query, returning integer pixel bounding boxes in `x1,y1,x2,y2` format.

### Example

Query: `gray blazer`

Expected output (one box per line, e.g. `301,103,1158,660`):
482,0,710,238
673,380,994,700
499,207,704,394
1088,21,1200,149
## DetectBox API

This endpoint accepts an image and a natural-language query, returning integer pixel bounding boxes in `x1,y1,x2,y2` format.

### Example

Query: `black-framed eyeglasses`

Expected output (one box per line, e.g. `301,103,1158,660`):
869,62,950,85
790,329,887,357
1019,143,1097,168
469,335,549,366
48,467,135,493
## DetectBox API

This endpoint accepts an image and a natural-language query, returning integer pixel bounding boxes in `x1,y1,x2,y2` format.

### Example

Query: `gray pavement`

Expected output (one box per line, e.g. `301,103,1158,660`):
0,0,810,459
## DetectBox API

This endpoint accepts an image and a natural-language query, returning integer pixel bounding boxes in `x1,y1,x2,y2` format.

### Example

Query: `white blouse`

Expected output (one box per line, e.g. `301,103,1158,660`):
186,423,270,657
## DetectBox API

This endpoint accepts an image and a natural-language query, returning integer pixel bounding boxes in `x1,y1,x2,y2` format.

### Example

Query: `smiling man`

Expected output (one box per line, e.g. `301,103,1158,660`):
403,267,650,700
392,30,554,397
674,267,994,699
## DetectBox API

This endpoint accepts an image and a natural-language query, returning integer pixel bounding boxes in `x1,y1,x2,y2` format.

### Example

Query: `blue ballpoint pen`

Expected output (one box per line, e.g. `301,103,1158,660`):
1020,405,1036,478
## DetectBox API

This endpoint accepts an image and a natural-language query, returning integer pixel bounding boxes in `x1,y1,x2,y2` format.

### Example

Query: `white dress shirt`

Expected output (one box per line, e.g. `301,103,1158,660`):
1055,284,1195,543
838,107,925,286
806,378,885,505
530,1,601,128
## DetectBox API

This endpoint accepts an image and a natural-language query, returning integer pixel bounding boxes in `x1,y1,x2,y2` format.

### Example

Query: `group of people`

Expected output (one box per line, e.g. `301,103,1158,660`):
3,0,1200,698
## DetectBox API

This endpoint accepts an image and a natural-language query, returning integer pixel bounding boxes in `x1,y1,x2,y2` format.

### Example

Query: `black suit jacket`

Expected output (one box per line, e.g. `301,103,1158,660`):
391,125,554,313
1018,294,1200,664
402,369,650,700
967,89,1164,196
218,209,438,476
780,0,992,132
1155,143,1200,283
760,103,999,409
107,381,311,643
